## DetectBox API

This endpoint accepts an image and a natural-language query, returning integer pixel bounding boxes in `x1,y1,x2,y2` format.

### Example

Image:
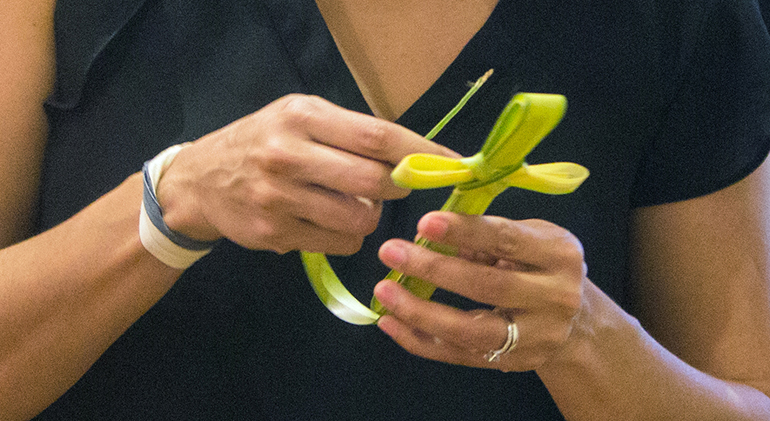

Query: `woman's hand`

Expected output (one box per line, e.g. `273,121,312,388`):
373,211,587,371
155,94,457,255
373,167,770,419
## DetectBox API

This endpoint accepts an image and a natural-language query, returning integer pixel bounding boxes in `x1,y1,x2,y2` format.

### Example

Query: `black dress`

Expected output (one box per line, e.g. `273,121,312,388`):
35,0,770,419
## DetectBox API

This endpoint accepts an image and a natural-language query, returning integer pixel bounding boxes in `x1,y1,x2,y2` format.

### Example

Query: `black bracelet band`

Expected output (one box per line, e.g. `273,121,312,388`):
142,161,218,251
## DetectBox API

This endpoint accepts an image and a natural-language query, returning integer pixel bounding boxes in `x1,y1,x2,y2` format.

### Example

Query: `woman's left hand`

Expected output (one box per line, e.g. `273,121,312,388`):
373,211,588,371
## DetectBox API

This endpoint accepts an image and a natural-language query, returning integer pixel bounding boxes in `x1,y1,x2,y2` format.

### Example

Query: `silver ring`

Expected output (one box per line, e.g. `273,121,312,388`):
484,320,519,362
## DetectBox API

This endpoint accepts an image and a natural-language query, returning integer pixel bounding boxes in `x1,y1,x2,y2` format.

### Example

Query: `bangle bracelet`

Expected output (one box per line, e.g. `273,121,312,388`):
138,143,217,269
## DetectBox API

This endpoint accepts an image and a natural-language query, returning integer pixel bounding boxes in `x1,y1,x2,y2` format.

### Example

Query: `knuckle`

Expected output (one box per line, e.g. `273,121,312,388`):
555,292,582,320
560,288,584,315
555,243,587,300
355,169,391,197
522,354,551,371
515,334,564,370
324,198,380,238
352,210,380,236
272,245,292,255
354,119,391,158
398,306,429,328
364,214,381,235
542,326,574,356
557,234,585,264
334,236,366,256
320,228,366,256
258,136,296,174
277,94,319,126
477,266,509,297
453,327,481,349
493,220,525,257
545,277,583,317
253,221,286,253
272,234,298,255
407,251,444,280
256,183,288,211
399,336,429,358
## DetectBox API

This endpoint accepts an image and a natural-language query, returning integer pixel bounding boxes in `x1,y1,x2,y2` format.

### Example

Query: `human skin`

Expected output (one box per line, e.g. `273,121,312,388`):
373,169,770,419
2,1,770,420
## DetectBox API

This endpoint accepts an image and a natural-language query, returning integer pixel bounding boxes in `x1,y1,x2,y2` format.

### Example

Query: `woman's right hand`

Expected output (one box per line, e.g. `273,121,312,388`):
156,94,457,255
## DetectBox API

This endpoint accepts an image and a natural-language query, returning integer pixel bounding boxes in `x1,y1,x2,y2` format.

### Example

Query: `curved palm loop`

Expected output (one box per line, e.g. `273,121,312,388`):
301,72,589,325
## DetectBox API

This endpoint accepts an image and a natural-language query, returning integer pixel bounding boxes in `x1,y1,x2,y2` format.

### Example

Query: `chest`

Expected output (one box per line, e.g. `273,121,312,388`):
43,0,665,310
315,0,499,120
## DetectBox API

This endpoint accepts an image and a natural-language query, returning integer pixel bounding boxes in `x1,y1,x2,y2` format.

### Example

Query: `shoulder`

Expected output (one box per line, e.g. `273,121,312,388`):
630,0,770,207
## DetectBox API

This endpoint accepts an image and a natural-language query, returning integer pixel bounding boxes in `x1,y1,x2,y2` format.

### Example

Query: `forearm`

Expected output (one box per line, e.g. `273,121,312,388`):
0,173,183,420
537,282,770,421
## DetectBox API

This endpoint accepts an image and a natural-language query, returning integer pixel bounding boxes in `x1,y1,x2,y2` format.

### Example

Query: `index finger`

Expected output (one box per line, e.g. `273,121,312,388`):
276,95,460,165
416,212,585,271
378,238,539,308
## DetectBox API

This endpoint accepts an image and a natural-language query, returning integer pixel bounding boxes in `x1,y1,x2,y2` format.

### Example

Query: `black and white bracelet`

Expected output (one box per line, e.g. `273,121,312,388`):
138,144,217,269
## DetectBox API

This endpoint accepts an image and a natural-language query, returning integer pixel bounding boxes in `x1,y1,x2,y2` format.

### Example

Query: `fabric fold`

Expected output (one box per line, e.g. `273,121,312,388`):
47,0,149,109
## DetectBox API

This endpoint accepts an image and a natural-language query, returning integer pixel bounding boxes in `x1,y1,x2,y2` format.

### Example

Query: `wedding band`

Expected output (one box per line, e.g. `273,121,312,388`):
484,320,519,362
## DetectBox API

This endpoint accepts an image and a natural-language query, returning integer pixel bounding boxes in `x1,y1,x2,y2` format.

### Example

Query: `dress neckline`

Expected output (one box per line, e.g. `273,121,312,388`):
258,0,521,153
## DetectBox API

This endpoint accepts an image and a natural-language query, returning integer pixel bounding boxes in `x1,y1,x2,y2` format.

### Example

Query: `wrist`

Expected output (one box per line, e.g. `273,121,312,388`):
139,144,219,269
154,144,221,243
535,282,647,420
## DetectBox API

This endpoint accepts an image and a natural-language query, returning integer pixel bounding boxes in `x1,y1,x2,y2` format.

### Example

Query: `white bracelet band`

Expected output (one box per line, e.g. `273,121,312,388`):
138,143,217,269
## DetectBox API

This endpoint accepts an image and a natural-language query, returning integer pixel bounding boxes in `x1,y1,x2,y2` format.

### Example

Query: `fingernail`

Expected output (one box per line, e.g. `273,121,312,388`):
373,280,398,309
355,196,374,208
379,242,407,267
418,214,449,240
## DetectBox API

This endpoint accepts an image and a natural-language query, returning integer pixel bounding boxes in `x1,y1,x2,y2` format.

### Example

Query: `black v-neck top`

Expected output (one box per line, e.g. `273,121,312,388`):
35,0,770,419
